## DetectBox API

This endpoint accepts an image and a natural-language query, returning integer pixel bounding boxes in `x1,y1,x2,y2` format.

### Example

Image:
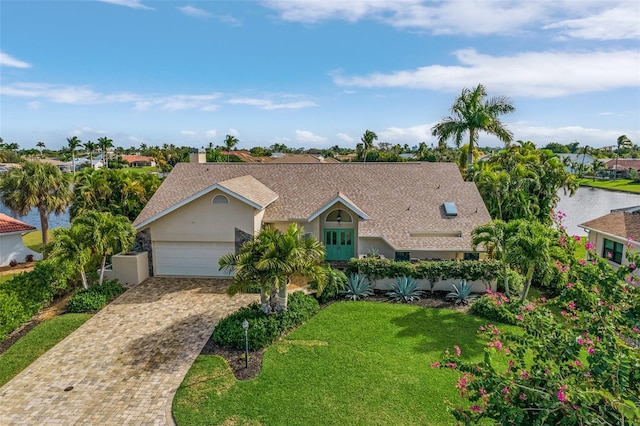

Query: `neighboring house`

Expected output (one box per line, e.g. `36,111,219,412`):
557,153,595,174
74,158,104,170
579,206,640,269
0,214,41,267
263,153,340,163
602,159,640,179
133,160,491,277
39,158,72,173
121,155,157,168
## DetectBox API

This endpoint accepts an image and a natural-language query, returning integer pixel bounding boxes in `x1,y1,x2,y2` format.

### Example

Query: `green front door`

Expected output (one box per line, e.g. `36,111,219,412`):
324,228,354,261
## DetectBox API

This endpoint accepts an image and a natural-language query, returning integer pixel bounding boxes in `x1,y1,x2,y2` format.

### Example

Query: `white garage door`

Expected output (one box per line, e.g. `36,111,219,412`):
153,242,235,277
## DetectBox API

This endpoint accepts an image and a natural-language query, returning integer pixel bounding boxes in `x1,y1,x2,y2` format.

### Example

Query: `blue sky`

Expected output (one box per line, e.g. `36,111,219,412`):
1,0,639,151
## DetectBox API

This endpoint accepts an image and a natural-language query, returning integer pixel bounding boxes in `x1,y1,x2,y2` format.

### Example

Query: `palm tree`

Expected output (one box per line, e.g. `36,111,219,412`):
84,140,97,163
219,223,326,313
614,135,632,180
70,169,112,219
471,220,519,297
223,134,239,162
66,136,82,174
50,226,92,289
97,136,114,168
36,141,46,156
360,130,377,162
432,83,515,166
0,162,72,247
73,211,135,285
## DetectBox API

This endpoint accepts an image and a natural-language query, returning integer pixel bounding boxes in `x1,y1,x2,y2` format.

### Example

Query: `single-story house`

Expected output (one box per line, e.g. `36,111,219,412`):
263,153,340,163
121,155,156,168
74,158,104,171
579,206,640,269
38,158,72,173
602,159,640,179
0,214,42,267
132,157,492,277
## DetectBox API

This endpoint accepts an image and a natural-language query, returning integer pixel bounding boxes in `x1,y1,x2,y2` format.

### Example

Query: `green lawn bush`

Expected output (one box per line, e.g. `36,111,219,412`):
212,291,319,351
0,259,74,342
66,281,126,313
469,291,523,325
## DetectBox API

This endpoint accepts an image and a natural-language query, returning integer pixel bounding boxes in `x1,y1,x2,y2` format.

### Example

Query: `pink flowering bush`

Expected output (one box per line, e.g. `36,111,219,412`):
436,240,640,425
469,290,523,325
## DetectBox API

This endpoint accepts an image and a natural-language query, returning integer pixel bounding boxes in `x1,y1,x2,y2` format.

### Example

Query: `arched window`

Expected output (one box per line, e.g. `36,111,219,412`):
213,195,229,204
326,209,352,223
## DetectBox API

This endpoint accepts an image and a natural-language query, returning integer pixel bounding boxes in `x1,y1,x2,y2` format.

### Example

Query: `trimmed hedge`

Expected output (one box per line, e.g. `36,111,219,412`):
66,281,127,313
346,257,502,284
0,260,74,342
212,291,319,351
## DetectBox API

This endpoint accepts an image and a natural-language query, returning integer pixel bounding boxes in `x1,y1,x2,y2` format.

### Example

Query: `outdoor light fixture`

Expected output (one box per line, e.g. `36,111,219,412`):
336,211,342,226
242,319,249,368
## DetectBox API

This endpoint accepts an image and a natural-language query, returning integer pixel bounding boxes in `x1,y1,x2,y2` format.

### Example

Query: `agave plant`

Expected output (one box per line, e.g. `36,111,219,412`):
341,273,373,301
386,275,423,303
446,280,478,305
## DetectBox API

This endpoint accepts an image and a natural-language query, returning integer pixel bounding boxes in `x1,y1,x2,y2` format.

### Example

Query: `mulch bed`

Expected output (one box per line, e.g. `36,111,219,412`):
201,290,469,381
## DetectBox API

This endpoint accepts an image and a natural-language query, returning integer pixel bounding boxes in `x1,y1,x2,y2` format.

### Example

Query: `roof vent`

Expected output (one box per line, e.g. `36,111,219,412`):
443,202,458,217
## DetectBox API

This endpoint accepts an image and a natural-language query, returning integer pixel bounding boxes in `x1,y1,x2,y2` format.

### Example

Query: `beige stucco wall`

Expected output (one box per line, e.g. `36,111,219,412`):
586,230,640,270
359,237,394,259
104,252,149,286
148,189,257,243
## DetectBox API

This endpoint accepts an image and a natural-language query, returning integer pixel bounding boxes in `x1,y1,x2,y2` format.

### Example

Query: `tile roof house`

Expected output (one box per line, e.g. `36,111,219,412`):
579,206,640,269
133,161,491,277
0,214,41,267
121,155,156,168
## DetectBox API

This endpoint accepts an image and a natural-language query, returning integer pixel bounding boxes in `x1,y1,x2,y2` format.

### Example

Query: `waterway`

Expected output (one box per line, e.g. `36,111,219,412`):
556,186,640,236
0,204,70,230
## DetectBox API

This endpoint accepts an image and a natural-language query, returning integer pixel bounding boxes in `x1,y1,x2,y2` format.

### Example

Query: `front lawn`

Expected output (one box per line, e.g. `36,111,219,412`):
0,313,91,387
22,230,54,253
174,302,515,425
578,178,640,193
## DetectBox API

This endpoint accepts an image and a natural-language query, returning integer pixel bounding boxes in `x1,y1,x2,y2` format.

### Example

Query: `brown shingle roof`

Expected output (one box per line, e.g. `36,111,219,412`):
580,211,640,241
134,162,491,251
0,213,36,234
218,175,278,209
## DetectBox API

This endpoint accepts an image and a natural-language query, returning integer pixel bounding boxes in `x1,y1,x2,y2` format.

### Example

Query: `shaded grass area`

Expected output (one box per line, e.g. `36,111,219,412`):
578,178,640,194
0,313,91,387
174,302,516,425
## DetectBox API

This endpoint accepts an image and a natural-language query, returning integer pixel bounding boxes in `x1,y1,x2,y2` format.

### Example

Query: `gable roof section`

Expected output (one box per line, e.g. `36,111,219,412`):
580,211,640,243
307,192,370,222
134,162,491,251
217,175,279,209
0,213,36,234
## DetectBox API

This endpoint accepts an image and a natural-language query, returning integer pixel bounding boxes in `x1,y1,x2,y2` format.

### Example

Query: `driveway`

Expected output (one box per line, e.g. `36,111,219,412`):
0,277,258,425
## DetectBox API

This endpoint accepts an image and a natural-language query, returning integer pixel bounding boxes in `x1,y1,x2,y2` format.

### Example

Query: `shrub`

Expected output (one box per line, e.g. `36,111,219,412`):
469,291,522,325
8,259,17,267
310,266,346,303
386,275,423,303
212,292,319,351
25,254,34,262
0,292,31,342
341,273,373,301
66,281,126,313
445,280,478,305
495,267,524,296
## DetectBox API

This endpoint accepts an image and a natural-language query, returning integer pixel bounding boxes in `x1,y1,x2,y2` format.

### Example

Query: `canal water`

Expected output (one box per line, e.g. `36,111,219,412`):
0,204,70,230
556,186,640,236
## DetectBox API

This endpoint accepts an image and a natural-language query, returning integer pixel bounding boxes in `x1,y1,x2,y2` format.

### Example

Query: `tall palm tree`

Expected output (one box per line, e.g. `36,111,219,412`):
97,136,114,168
360,129,377,162
614,135,632,180
84,140,97,163
50,226,92,289
432,83,515,166
73,210,135,285
70,169,112,219
66,136,82,174
36,141,46,156
219,223,325,313
0,162,72,247
223,134,239,162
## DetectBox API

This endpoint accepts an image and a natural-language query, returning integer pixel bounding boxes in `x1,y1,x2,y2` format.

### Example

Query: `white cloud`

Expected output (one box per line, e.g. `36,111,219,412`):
227,128,240,138
295,130,327,144
544,2,640,40
598,112,614,116
98,0,154,11
181,130,197,136
177,5,212,18
69,127,108,138
378,124,434,143
205,129,218,139
336,132,354,143
0,51,31,68
510,121,638,148
332,49,640,97
227,97,316,110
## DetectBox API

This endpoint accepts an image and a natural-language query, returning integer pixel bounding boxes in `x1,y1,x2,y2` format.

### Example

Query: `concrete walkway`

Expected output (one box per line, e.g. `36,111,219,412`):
0,277,258,425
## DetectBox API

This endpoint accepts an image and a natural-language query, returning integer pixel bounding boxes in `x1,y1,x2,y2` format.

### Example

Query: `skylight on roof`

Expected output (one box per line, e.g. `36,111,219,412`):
443,202,458,217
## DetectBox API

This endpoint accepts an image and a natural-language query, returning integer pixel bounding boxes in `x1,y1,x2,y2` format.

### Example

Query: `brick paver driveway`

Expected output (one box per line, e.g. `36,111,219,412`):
0,277,258,425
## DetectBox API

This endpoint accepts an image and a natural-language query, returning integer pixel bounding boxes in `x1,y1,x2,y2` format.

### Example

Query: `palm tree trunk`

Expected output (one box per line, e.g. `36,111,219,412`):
467,130,474,166
38,207,49,247
503,262,510,297
260,289,269,314
80,269,88,289
520,264,535,302
99,255,107,285
277,281,289,312
268,284,278,313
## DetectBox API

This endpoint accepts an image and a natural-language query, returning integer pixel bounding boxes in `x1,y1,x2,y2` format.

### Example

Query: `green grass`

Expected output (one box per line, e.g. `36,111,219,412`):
578,178,640,194
174,302,517,425
0,313,91,387
22,230,54,253
0,275,14,285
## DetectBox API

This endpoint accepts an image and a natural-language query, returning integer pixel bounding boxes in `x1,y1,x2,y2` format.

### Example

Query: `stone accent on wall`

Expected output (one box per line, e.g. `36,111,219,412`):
133,228,154,277
235,228,252,253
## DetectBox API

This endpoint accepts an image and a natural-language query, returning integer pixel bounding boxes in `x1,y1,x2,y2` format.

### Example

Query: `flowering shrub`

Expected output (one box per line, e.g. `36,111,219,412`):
436,240,640,425
469,290,523,325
